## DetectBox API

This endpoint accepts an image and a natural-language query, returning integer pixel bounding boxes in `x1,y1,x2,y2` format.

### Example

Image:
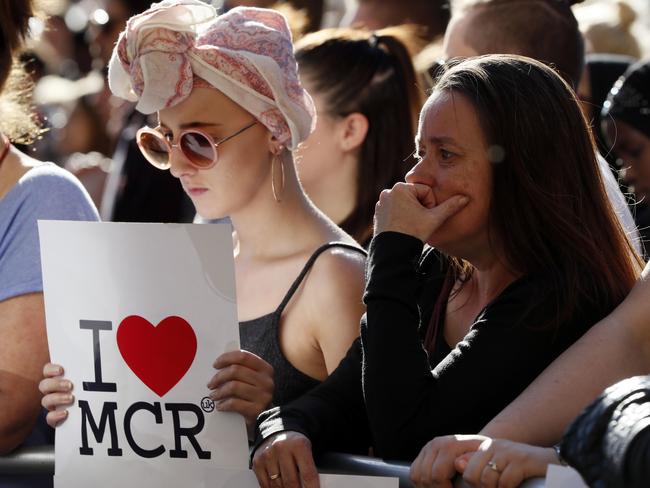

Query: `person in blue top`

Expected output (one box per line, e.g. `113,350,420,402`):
0,1,99,485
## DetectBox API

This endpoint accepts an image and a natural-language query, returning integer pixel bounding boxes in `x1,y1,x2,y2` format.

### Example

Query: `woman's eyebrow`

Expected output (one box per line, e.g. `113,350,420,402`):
427,135,458,146
179,122,222,129
158,122,223,130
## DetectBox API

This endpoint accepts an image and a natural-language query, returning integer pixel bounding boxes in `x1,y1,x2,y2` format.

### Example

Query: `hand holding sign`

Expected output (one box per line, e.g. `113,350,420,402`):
40,363,74,427
208,350,274,427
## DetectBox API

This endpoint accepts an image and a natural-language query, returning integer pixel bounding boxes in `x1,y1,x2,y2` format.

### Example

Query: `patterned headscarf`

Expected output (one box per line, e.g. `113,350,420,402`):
108,0,315,149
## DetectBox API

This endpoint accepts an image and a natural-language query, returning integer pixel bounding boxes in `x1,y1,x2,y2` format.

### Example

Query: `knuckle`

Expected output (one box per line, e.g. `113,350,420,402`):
233,350,247,363
286,479,300,488
265,361,274,375
301,470,318,484
252,455,263,469
224,381,239,396
41,397,51,409
430,464,444,479
218,398,233,410
409,470,421,484
272,440,285,453
261,394,273,408
480,469,493,485
296,437,311,450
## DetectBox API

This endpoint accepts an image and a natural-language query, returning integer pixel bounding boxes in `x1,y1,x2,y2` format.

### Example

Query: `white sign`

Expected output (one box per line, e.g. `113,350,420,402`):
545,464,589,488
40,221,397,488
40,221,249,486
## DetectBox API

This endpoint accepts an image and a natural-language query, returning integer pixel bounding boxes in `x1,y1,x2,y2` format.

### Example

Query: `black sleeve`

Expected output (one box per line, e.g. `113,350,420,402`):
254,337,371,456
361,232,569,461
561,375,650,488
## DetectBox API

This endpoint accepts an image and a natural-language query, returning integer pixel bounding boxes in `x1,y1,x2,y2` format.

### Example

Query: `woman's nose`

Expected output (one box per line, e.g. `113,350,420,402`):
405,158,436,186
169,146,197,179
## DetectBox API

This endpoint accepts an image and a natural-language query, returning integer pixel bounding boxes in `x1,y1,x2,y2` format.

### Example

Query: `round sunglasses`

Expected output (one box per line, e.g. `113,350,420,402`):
136,120,258,170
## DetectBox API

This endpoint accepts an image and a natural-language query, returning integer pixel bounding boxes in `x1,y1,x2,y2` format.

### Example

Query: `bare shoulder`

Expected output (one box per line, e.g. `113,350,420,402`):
302,244,366,315
314,244,366,286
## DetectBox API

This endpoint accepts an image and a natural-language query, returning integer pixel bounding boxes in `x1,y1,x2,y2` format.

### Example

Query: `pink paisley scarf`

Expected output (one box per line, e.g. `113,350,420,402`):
107,0,315,149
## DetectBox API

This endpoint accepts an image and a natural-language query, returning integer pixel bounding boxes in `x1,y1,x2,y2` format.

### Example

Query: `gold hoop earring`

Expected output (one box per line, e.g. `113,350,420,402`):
271,151,285,203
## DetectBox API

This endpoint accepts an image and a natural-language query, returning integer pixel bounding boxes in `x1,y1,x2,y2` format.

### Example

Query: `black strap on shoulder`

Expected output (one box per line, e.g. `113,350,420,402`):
276,242,366,314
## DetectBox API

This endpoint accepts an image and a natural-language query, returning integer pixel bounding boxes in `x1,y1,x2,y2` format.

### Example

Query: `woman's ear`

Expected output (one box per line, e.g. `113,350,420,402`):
338,112,369,153
267,132,286,155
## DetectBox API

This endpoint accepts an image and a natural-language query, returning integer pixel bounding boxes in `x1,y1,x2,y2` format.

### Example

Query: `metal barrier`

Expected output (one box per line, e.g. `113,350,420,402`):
0,446,544,487
0,446,53,476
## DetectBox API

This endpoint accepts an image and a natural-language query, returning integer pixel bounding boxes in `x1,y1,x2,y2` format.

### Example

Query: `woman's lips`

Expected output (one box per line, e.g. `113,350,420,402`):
185,187,208,197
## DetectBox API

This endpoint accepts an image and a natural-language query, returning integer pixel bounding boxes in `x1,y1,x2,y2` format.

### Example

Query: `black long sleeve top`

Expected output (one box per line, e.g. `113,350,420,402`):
561,375,650,488
256,232,605,461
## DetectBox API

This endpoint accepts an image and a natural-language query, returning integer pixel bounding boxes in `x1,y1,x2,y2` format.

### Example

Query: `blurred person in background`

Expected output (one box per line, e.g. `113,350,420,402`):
294,27,422,246
574,0,642,59
602,60,650,254
85,0,195,222
0,2,99,487
32,72,112,207
224,0,324,33
576,53,636,167
346,0,450,47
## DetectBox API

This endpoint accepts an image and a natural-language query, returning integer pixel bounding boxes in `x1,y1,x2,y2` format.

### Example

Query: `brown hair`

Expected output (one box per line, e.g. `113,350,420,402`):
0,0,35,87
0,0,41,142
357,0,450,42
295,27,423,244
453,0,585,88
433,54,642,331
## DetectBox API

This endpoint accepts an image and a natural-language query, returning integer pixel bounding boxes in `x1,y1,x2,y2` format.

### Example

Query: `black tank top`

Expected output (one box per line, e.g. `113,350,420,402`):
239,242,366,406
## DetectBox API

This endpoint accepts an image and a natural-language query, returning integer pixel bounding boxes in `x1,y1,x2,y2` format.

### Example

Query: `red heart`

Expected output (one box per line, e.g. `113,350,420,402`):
117,315,197,397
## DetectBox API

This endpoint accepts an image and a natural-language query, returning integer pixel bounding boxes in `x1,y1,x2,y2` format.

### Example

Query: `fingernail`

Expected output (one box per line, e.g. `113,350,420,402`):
62,380,72,391
458,459,467,469
459,196,469,205
64,394,74,403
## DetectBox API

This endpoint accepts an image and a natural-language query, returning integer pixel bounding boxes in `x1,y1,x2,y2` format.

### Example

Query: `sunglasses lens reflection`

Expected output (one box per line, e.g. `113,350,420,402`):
181,132,216,167
139,131,171,169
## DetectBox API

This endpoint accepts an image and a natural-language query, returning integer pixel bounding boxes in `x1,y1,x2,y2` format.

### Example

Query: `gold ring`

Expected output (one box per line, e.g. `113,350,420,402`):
487,461,500,473
269,473,281,480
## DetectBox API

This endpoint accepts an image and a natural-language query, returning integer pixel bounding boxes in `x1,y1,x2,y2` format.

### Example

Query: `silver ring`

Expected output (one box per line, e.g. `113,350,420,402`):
487,461,500,473
269,473,281,480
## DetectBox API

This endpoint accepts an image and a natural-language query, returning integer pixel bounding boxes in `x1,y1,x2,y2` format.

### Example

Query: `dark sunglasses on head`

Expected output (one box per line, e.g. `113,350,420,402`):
136,120,258,170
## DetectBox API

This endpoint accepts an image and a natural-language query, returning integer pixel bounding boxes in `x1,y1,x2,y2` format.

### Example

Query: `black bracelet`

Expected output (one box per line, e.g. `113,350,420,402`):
553,444,569,466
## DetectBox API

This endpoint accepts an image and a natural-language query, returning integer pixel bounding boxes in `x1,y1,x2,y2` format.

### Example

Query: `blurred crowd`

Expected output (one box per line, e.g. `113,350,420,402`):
21,0,650,237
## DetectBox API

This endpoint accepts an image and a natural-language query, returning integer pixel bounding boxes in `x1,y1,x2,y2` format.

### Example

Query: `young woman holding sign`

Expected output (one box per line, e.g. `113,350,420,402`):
40,0,365,430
